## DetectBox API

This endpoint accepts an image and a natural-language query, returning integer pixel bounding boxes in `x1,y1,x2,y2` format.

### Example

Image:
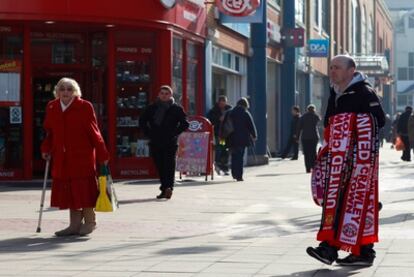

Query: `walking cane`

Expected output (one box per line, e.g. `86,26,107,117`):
36,159,50,233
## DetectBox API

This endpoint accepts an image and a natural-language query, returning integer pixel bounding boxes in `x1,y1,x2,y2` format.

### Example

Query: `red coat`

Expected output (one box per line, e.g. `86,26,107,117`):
41,97,109,179
41,97,109,209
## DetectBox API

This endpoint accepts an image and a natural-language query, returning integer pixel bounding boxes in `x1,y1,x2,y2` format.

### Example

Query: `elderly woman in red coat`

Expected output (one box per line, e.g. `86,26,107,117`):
41,77,109,237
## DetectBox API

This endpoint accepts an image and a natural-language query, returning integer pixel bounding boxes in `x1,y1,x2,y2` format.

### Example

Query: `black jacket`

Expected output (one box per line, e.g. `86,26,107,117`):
298,111,320,140
227,105,257,148
290,114,300,138
324,72,385,128
139,101,189,148
397,110,411,136
207,104,232,136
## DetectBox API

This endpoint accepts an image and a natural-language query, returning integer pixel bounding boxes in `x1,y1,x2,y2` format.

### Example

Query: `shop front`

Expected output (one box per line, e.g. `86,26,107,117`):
0,0,206,180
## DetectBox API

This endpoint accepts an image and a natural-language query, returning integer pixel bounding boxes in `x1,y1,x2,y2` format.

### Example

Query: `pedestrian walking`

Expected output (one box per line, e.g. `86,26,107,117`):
391,112,401,149
297,104,320,173
139,85,189,199
281,106,300,160
224,97,257,181
408,112,414,156
307,55,385,267
397,106,412,161
41,77,109,237
207,95,232,175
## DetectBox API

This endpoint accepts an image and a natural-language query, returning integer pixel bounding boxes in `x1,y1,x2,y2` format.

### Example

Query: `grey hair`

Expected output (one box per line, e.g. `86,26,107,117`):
53,77,82,98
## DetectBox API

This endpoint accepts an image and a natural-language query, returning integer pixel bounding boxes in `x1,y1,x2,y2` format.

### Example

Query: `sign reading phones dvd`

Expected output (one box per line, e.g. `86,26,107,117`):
216,0,260,17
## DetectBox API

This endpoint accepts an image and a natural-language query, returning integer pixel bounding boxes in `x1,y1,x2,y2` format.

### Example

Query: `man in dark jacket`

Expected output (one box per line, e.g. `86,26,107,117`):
281,106,301,160
139,85,189,199
207,95,232,175
397,106,413,161
297,104,320,173
226,97,257,181
307,55,385,267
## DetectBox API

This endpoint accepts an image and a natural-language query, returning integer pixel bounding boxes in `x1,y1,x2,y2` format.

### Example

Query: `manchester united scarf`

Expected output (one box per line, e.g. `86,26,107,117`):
311,113,379,255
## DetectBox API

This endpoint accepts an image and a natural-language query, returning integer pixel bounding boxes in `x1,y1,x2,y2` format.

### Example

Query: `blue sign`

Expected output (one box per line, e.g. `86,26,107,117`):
308,39,329,57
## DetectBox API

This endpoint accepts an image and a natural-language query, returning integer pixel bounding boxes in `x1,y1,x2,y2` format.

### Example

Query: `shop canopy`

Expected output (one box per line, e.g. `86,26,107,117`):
354,55,389,76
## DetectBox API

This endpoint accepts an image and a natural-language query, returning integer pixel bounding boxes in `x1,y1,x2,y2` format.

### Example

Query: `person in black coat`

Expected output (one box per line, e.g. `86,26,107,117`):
297,104,320,173
307,54,385,267
397,106,413,161
207,95,232,175
139,85,189,199
226,97,257,181
281,106,301,160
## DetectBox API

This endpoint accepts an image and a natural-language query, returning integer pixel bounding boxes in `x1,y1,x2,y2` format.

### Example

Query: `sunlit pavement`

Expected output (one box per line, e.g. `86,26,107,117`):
1,143,414,276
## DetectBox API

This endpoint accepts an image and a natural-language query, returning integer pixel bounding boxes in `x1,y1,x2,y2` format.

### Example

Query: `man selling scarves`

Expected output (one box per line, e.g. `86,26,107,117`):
307,55,385,267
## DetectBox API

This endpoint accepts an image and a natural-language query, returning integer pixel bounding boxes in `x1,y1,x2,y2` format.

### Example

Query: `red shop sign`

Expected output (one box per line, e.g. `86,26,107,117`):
216,0,260,17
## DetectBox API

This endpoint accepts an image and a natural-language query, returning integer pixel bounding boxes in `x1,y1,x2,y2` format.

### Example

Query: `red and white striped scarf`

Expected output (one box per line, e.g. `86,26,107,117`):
312,113,379,255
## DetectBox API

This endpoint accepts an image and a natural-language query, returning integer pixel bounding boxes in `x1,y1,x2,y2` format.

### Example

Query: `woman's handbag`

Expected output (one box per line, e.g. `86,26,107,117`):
395,136,405,151
96,165,119,212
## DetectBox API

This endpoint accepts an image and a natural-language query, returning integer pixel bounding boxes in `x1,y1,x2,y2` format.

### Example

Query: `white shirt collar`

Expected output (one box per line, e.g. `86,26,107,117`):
60,97,75,112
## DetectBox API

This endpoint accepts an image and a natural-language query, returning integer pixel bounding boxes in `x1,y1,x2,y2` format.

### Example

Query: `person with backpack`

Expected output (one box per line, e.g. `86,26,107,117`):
221,97,257,181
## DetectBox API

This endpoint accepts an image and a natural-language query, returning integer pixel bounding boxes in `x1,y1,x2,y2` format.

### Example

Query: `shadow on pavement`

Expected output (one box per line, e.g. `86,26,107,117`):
118,198,161,205
255,172,308,177
156,246,222,255
275,266,364,276
380,213,414,225
0,236,90,252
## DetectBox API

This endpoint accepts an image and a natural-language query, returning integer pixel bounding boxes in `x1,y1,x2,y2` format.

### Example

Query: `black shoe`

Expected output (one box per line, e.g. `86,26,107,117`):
336,254,374,267
236,178,244,181
379,201,383,211
306,245,338,265
290,157,298,160
156,188,173,199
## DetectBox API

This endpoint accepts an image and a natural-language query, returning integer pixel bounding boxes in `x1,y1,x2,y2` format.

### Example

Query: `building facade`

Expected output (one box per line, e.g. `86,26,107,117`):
385,0,414,112
0,0,207,180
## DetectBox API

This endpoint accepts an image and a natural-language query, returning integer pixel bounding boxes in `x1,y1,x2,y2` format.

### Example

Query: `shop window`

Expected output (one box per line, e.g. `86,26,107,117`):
0,32,23,174
114,31,154,161
409,15,414,29
31,32,85,64
186,42,199,115
173,37,183,106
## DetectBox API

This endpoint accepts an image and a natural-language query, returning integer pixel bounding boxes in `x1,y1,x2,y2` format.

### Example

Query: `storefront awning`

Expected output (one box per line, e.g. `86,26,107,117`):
354,55,389,76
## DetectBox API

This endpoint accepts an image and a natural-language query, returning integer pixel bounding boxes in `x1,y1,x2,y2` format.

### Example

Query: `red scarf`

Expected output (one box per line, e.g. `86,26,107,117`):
312,113,379,255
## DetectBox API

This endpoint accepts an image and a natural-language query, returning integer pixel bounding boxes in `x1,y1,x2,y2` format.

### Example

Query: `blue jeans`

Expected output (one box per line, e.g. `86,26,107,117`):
231,146,245,180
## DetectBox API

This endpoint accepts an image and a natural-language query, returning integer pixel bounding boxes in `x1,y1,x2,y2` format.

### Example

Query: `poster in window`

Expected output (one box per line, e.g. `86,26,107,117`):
0,60,21,103
9,106,22,124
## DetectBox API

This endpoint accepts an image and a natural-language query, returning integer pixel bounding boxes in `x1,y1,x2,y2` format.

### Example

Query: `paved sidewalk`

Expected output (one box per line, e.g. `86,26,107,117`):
1,143,414,276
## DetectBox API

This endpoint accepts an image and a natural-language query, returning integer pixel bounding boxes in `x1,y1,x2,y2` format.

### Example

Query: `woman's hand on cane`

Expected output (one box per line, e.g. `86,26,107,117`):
42,152,51,161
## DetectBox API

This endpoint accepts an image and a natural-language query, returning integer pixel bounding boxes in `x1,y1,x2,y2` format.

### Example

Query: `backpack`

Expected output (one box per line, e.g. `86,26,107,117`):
220,110,234,139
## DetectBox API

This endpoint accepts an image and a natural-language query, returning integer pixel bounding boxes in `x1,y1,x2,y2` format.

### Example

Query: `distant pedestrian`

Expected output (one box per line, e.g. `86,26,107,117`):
41,77,109,237
391,112,401,148
409,113,414,155
297,104,320,173
139,85,189,199
383,114,392,143
224,97,257,181
207,95,232,175
397,106,412,161
281,106,301,160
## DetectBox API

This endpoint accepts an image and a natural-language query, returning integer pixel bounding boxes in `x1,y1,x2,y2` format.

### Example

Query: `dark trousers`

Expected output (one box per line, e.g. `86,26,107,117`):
231,146,245,179
302,139,318,172
281,137,299,159
401,135,411,161
151,145,178,191
214,138,229,172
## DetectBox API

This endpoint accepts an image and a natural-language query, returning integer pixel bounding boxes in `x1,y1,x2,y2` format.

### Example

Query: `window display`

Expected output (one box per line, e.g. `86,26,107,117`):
116,59,151,158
